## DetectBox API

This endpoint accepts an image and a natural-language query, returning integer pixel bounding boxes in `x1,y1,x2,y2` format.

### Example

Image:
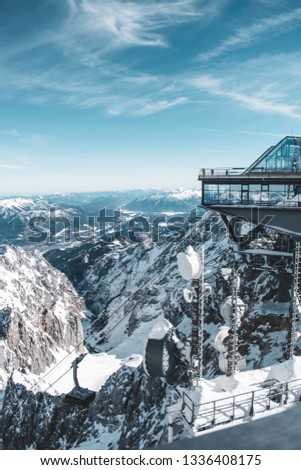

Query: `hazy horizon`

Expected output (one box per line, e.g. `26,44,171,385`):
0,186,201,198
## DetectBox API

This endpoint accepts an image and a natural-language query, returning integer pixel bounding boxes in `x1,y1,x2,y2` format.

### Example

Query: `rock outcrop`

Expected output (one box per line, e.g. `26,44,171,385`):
0,246,85,387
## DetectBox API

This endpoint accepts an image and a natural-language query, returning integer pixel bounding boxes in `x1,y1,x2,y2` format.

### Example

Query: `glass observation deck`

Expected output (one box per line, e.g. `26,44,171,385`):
198,136,301,207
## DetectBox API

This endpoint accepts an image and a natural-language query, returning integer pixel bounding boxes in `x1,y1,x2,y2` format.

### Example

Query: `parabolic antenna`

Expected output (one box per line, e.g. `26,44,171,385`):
143,334,176,377
220,296,246,322
183,287,193,303
177,246,201,281
212,326,230,353
203,283,212,297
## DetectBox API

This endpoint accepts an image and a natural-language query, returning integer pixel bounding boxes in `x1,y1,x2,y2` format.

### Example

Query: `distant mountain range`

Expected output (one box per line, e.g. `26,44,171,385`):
0,188,202,246
123,188,202,213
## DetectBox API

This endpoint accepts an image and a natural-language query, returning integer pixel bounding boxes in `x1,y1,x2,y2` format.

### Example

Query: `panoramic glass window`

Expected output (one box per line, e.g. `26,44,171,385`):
246,137,301,173
203,184,219,204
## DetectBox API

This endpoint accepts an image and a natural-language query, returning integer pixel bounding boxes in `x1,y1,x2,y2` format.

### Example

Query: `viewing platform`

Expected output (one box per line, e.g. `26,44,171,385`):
198,167,301,182
199,167,246,178
197,136,301,235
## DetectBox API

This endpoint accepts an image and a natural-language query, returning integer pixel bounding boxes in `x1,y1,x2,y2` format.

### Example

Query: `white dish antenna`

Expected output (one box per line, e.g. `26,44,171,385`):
212,326,230,353
183,287,193,303
177,246,202,281
220,295,246,322
203,283,212,297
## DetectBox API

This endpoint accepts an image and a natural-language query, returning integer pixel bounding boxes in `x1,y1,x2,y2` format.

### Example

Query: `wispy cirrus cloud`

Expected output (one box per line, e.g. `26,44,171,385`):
57,0,201,57
2,129,56,145
199,7,301,61
64,0,228,51
42,0,228,71
108,96,188,116
188,67,301,121
2,1,300,123
225,90,301,120
2,49,301,121
0,0,225,116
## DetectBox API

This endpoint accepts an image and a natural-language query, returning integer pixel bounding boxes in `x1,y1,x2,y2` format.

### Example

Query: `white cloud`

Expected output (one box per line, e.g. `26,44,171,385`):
199,7,301,61
188,70,301,120
39,0,228,69
2,129,55,145
108,96,188,116
3,128,20,137
62,0,200,51
2,1,300,123
0,162,23,170
0,0,230,117
225,90,301,120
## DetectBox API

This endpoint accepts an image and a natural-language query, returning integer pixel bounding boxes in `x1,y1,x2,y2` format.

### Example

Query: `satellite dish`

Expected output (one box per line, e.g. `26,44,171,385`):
177,246,201,280
143,333,177,377
220,296,246,322
183,287,193,303
203,283,212,297
212,326,230,353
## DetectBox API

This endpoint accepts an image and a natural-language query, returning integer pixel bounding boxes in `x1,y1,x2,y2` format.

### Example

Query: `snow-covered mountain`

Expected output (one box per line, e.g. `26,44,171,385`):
46,212,291,370
0,189,201,247
0,197,47,244
45,190,154,209
45,188,198,213
1,211,297,449
0,246,85,387
123,188,202,213
0,196,86,246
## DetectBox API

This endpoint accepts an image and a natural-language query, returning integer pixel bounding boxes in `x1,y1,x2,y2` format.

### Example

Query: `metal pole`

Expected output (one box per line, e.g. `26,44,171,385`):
249,391,255,417
190,246,204,387
72,360,80,389
287,241,300,359
167,391,174,444
227,271,239,377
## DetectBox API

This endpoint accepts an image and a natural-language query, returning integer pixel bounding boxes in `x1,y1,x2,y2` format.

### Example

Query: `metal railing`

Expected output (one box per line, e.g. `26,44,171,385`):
182,390,196,426
199,168,246,178
204,198,301,208
199,168,301,180
181,377,301,432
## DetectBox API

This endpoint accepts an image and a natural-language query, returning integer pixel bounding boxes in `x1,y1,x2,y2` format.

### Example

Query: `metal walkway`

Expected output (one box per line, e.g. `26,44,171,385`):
158,405,301,450
181,377,301,434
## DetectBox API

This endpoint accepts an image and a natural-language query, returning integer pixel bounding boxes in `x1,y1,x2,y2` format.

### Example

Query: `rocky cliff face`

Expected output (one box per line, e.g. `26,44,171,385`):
3,365,167,450
0,246,85,387
46,212,292,371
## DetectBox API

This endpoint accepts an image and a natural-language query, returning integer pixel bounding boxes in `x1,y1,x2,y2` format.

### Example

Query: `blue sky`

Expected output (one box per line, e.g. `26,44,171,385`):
1,0,301,195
